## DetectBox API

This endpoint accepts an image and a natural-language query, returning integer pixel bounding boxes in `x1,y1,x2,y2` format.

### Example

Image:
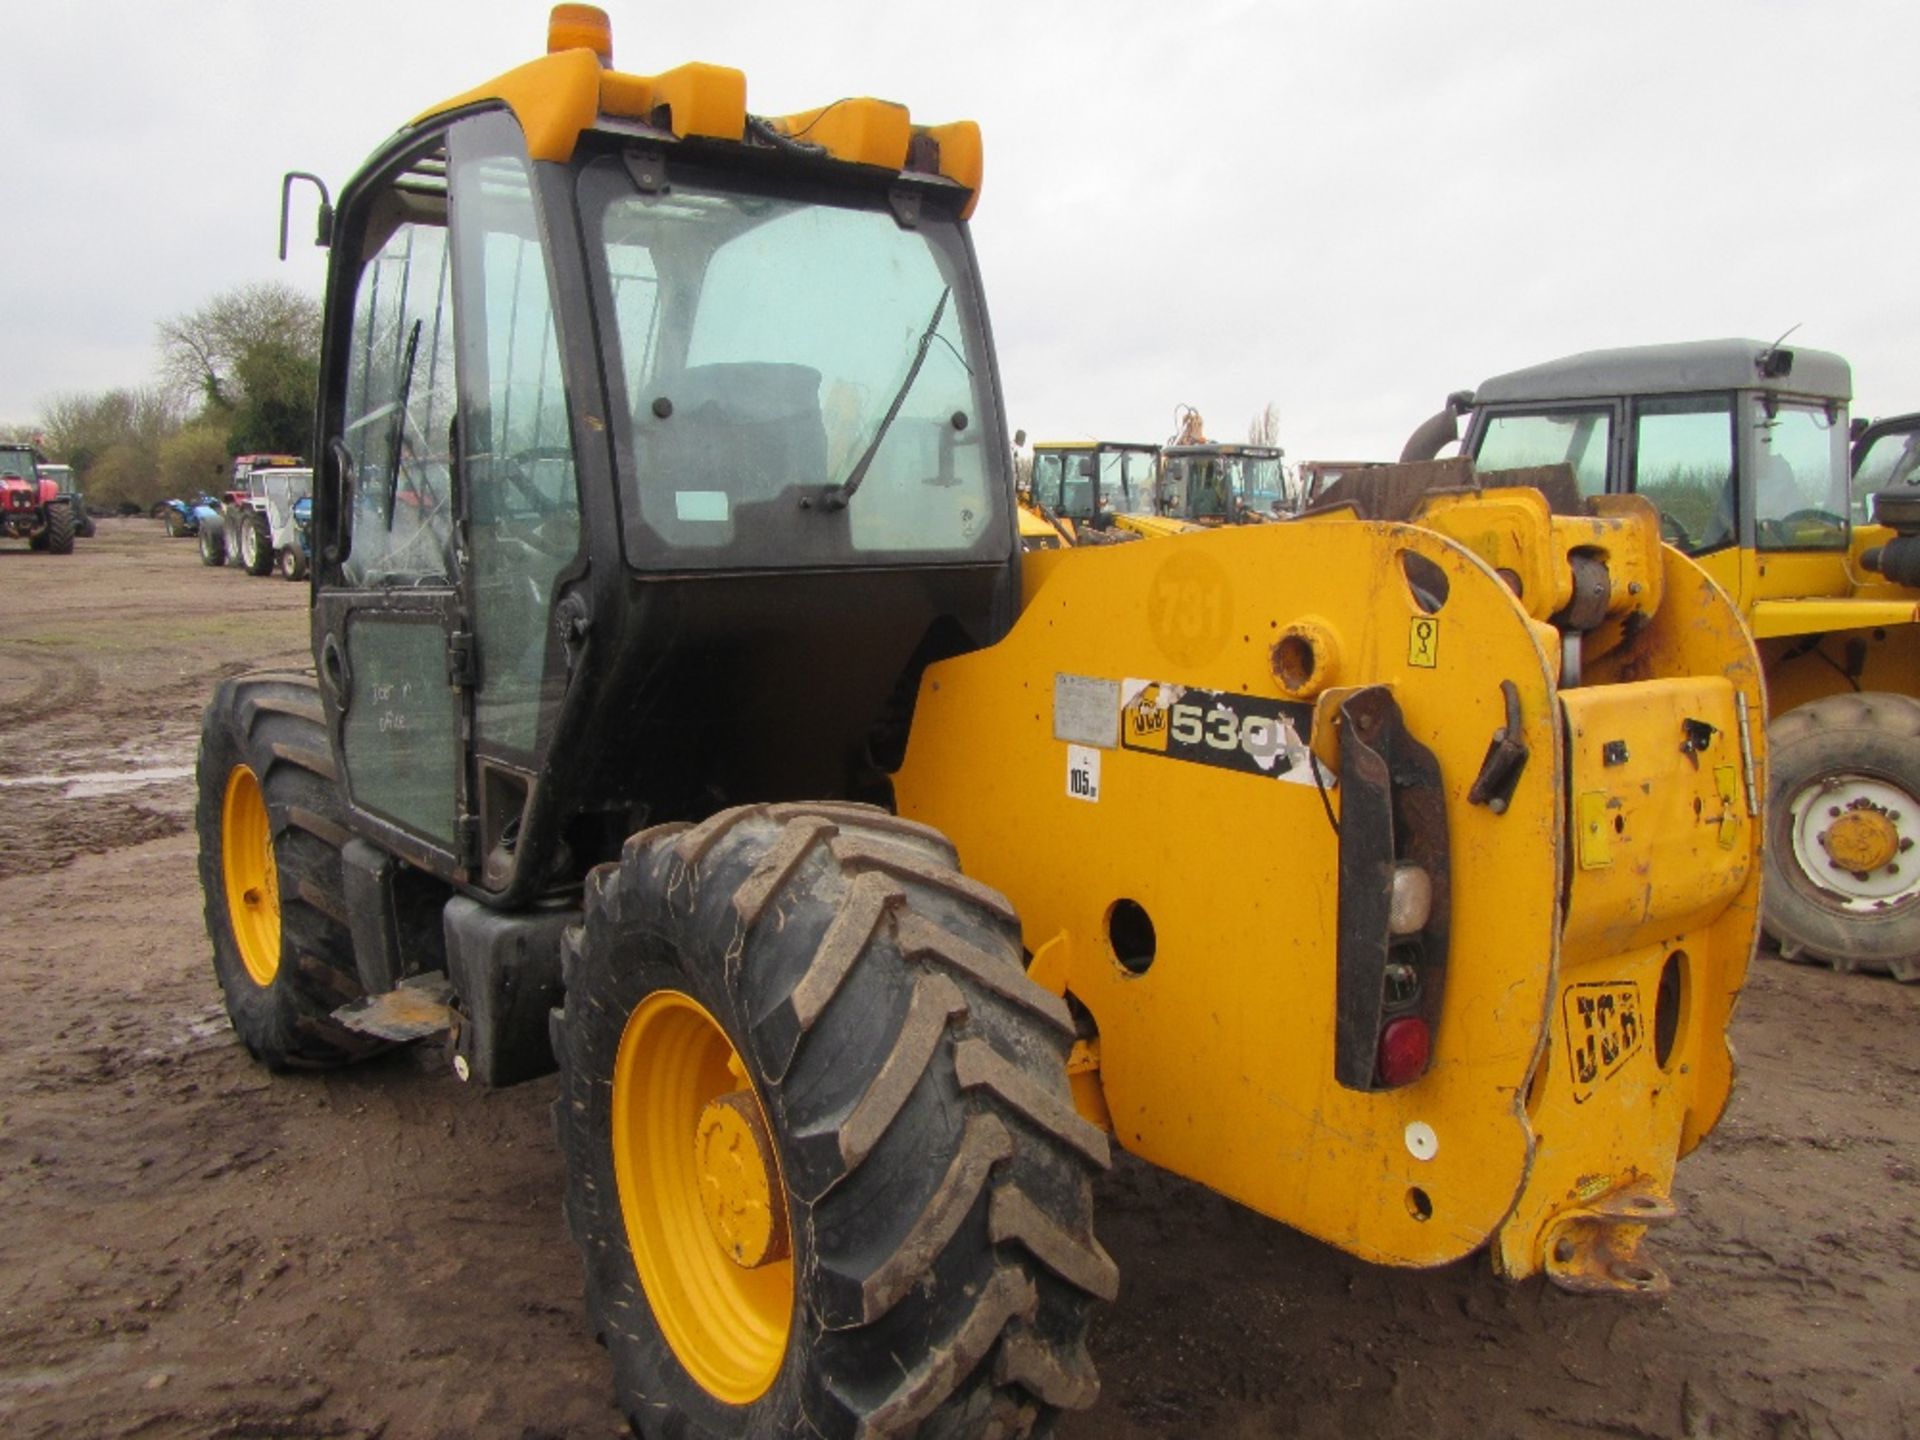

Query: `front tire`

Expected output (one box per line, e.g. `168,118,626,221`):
1766,692,1920,980
279,545,308,582
555,803,1114,1439
165,507,188,537
199,523,226,566
196,674,382,1067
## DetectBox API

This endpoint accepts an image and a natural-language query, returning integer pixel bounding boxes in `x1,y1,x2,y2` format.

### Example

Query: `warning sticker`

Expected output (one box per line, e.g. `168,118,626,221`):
1053,673,1121,748
1065,744,1102,802
1118,679,1330,786
1562,980,1644,1103
1408,616,1440,668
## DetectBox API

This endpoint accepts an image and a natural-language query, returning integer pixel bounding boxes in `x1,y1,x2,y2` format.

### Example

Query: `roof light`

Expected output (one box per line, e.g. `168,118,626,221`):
549,4,612,66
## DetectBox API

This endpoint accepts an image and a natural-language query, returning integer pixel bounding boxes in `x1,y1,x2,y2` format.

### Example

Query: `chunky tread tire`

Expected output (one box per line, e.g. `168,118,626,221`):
199,524,226,566
554,803,1113,1440
1765,691,1920,980
241,511,273,576
196,673,382,1068
43,501,74,554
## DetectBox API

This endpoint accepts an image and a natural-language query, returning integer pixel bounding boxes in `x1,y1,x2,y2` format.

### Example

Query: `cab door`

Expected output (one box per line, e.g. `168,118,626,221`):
313,112,584,885
313,132,470,875
1623,392,1744,607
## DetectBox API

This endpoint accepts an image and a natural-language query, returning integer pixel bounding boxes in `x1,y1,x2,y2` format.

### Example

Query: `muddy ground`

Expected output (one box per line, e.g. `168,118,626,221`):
0,521,1915,1440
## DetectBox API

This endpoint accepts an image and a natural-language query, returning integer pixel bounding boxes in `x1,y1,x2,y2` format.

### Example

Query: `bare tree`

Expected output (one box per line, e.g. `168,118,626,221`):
1247,401,1282,448
156,281,321,411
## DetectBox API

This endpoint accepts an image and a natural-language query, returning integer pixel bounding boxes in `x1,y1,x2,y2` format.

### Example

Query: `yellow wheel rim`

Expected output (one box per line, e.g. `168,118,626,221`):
221,764,280,988
612,990,793,1404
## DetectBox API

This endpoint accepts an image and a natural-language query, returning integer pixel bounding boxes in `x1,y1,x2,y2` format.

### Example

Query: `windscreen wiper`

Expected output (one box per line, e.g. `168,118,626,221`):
820,287,951,511
385,319,423,531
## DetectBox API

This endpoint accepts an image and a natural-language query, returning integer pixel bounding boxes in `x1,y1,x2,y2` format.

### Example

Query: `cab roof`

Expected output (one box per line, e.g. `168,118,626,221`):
1031,440,1160,452
413,5,982,216
1474,338,1851,406
1163,444,1285,460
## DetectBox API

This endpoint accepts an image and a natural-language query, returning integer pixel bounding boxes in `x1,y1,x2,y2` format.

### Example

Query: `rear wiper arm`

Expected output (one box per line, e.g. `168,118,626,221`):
820,286,951,511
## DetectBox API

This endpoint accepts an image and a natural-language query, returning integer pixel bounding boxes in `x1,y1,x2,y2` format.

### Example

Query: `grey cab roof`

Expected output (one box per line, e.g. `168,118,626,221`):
1472,338,1851,406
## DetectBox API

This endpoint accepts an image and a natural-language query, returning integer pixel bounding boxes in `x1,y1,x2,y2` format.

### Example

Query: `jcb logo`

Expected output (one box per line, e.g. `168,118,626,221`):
1121,684,1171,753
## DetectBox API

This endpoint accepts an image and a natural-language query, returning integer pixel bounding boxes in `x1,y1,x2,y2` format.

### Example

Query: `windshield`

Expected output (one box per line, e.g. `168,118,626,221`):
1752,397,1848,551
1239,455,1288,515
588,159,1004,569
1474,408,1612,496
1853,423,1920,522
1099,448,1156,517
1163,455,1233,519
1033,449,1095,518
0,446,36,480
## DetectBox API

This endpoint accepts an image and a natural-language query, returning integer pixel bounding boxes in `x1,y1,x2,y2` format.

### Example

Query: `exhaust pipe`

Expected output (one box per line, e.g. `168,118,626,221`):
1400,390,1476,463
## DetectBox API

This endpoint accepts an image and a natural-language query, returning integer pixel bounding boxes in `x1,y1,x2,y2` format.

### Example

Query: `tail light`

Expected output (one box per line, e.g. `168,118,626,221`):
1332,687,1449,1091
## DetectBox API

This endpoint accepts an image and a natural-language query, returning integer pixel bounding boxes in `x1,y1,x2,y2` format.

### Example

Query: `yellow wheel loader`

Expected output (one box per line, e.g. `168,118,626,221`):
1409,339,1920,981
198,10,1764,1437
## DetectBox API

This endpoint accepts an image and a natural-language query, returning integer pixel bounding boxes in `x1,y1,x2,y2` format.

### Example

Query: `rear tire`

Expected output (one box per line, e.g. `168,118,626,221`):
196,674,382,1068
555,803,1114,1440
43,502,74,554
1766,692,1920,981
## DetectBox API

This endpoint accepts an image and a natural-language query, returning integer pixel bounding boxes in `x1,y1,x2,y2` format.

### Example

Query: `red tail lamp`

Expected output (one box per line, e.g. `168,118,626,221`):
1378,1016,1432,1087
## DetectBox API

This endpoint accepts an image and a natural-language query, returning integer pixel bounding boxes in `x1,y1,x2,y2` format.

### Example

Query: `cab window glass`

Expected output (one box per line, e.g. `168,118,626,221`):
1475,408,1612,496
450,113,579,756
1852,425,1920,522
340,214,457,585
1031,451,1065,512
1632,394,1735,554
1753,398,1848,551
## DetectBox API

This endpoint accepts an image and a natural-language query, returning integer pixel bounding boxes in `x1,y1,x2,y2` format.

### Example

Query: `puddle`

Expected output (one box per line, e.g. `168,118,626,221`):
0,764,194,798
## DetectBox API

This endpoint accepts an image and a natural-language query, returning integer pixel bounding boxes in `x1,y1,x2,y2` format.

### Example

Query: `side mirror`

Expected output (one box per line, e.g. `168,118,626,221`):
1078,457,1096,478
279,171,335,260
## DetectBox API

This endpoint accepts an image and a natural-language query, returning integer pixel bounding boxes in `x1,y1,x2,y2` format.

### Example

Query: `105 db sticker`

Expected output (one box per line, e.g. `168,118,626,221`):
1119,679,1328,785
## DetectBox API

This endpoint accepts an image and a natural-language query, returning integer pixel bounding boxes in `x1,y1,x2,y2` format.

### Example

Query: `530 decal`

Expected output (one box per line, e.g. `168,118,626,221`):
1119,679,1329,786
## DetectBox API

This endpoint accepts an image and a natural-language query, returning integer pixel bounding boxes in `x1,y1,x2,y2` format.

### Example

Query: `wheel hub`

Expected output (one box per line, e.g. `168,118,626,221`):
1788,773,1920,910
1822,807,1900,875
221,764,280,986
611,989,793,1404
694,1091,790,1269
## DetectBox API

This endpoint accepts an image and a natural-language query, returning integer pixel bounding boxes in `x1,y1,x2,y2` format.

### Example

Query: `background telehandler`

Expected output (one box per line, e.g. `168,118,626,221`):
1407,339,1920,980
200,10,1768,1437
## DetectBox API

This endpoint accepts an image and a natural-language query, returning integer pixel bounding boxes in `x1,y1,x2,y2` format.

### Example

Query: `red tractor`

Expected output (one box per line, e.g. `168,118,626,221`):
0,443,74,554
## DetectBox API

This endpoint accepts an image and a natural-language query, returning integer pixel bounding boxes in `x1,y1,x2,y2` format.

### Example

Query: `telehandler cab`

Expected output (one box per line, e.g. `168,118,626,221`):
1407,339,1920,980
201,10,1765,1436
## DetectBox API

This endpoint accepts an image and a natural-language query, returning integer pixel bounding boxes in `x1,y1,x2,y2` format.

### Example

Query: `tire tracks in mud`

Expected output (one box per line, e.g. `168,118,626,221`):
0,643,100,729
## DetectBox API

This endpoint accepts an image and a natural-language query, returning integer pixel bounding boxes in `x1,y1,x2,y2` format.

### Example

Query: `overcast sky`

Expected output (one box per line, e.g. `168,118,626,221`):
4,0,1914,462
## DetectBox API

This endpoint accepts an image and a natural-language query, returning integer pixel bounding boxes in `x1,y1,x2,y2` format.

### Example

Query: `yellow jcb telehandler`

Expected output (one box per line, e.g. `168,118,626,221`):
201,10,1765,1436
1408,338,1920,980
